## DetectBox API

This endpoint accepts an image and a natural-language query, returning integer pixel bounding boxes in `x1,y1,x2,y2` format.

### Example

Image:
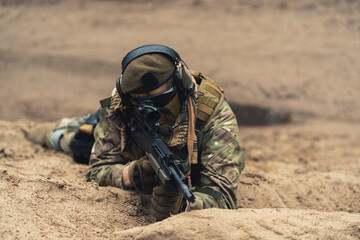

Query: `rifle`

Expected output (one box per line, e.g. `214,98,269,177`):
128,101,195,203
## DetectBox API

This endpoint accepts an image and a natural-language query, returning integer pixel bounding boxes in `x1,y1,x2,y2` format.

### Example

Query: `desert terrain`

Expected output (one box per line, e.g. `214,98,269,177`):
0,0,359,239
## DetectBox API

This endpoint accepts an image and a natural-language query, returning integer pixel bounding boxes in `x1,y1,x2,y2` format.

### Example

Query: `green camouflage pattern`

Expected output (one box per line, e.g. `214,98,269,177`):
86,99,245,210
190,100,245,210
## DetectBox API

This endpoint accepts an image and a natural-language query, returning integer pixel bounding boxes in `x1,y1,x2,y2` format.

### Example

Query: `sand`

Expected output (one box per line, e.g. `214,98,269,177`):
0,0,359,239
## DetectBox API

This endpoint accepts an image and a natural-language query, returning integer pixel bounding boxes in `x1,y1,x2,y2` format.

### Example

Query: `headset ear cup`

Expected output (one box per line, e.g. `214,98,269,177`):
176,65,182,81
116,77,122,96
116,77,128,105
175,65,185,101
181,67,195,94
174,64,195,101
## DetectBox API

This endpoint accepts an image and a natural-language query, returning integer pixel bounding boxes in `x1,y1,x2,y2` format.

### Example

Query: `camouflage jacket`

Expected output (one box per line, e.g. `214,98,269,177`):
86,88,245,210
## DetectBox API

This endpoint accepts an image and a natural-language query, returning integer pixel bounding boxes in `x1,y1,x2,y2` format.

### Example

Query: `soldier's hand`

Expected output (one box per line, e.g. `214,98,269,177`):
150,185,184,221
126,156,156,194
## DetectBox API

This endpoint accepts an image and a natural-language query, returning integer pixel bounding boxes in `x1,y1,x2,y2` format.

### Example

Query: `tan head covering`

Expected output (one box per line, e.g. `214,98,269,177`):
121,54,175,94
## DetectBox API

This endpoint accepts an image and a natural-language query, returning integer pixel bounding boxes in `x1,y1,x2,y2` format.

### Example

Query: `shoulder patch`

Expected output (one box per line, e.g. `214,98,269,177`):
193,71,224,129
100,97,112,108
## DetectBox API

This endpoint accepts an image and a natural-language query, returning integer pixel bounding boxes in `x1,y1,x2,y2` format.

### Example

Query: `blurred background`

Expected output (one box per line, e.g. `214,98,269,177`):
0,0,359,125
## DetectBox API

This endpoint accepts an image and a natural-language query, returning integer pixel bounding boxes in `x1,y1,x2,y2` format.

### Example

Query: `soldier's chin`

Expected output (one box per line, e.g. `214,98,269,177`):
159,118,171,127
158,119,168,127
158,112,178,127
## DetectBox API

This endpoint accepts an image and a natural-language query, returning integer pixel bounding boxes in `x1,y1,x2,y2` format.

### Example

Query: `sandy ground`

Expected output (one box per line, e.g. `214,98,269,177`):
0,0,360,239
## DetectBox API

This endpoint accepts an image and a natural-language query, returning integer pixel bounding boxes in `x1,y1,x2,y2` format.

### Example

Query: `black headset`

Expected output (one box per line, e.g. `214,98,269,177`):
116,44,195,105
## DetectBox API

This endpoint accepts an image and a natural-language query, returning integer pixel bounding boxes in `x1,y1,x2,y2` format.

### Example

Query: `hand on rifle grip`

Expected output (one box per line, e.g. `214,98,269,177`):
126,156,156,194
150,184,184,221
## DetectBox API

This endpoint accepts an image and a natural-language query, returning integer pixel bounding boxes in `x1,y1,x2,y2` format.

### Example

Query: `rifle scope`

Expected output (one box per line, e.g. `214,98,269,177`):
137,101,161,124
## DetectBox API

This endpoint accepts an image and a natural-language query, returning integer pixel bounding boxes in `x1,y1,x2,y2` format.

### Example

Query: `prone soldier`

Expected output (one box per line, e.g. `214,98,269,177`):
27,44,245,220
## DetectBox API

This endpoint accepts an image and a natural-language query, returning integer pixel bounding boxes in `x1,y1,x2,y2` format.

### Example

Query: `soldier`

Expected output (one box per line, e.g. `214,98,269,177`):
27,44,245,221
86,44,245,220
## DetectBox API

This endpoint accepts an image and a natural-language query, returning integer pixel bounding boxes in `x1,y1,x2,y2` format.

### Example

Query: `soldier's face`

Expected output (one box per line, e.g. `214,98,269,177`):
130,83,181,127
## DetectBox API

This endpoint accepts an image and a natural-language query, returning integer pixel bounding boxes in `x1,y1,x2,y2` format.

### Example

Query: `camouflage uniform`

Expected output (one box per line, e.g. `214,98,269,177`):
86,77,245,210
46,116,88,154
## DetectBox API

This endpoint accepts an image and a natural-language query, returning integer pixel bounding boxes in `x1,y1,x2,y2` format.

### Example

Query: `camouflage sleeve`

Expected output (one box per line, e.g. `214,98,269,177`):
85,107,138,189
191,100,245,210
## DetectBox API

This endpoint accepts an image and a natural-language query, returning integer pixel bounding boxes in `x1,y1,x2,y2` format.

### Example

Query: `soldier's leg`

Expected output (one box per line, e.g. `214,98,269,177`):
26,116,89,155
26,111,98,163
46,117,80,155
26,122,57,146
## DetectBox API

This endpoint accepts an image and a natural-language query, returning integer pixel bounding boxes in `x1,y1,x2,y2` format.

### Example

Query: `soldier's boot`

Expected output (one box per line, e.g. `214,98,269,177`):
26,122,57,146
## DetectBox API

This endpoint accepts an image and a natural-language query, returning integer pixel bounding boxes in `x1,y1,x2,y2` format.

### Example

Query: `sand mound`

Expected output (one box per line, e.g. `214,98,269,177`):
1,119,359,239
115,208,360,240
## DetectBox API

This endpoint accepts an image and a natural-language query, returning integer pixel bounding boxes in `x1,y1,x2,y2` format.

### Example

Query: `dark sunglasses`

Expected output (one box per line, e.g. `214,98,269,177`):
129,86,177,108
